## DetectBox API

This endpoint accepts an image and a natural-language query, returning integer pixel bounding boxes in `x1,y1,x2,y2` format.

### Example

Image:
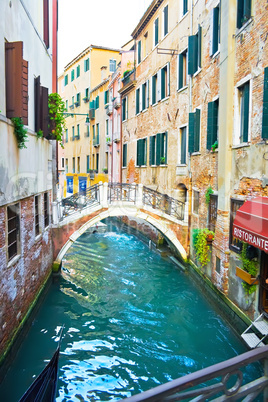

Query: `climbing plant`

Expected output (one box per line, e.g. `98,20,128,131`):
11,117,28,149
205,186,214,205
48,93,66,148
193,228,215,267
240,242,259,295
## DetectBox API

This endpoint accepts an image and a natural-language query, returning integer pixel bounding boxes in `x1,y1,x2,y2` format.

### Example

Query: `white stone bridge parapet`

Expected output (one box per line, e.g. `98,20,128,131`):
52,182,189,265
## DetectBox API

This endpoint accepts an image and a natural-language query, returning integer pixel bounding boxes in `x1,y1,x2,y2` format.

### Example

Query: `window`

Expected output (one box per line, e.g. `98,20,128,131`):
44,192,49,227
182,0,188,16
208,194,218,232
136,87,141,114
216,256,221,274
142,81,149,111
76,65,80,78
72,157,75,173
72,96,74,107
35,195,40,237
76,93,80,107
84,58,90,72
210,5,220,56
179,126,187,165
7,203,20,261
95,95,99,109
193,190,199,214
136,138,147,166
77,157,80,173
161,64,170,99
154,18,159,46
237,0,251,29
106,119,109,137
96,153,99,172
87,155,90,173
64,74,68,86
92,124,95,139
123,144,127,168
152,73,158,105
65,128,68,143
178,50,188,90
188,108,201,153
104,90,109,105
122,97,128,121
137,40,142,64
163,5,169,36
85,88,89,100
43,0,49,48
72,126,75,141
149,132,168,165
238,81,250,143
71,69,75,81
65,158,68,173
5,41,28,124
77,124,80,140
86,125,90,138
230,199,244,252
207,99,219,150
34,76,49,137
65,100,68,111
188,25,202,75
110,59,116,72
61,157,65,169
262,67,268,140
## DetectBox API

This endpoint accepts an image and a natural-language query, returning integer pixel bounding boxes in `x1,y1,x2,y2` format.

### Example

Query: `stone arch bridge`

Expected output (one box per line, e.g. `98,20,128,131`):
52,182,189,268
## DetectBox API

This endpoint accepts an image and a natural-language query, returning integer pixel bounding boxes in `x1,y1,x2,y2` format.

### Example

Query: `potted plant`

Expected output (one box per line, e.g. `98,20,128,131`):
193,228,215,267
160,156,166,165
205,186,214,205
102,168,108,174
48,93,66,148
211,141,218,152
236,243,259,294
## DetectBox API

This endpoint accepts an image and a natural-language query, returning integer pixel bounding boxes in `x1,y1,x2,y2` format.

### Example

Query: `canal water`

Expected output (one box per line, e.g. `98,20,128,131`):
0,223,262,401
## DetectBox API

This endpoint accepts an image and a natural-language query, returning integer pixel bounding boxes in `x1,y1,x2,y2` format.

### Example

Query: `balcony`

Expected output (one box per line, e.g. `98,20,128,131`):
119,69,136,97
113,97,121,109
93,134,100,147
105,104,113,116
113,131,120,143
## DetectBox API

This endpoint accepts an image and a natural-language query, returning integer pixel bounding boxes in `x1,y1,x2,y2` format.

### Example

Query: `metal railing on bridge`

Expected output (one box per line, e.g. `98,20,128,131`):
121,345,268,401
57,183,185,222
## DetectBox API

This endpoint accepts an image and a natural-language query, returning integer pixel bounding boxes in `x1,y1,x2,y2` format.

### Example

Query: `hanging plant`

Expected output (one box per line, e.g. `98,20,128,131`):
193,228,215,267
211,141,218,152
11,117,28,149
36,129,43,139
205,186,214,205
239,243,259,295
48,93,66,148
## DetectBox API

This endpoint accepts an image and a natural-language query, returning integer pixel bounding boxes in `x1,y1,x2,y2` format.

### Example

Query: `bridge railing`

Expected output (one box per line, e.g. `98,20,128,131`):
54,182,186,223
121,345,268,401
143,186,185,221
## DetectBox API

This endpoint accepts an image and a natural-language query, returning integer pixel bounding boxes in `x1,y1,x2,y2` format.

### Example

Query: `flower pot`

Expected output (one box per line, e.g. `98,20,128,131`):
236,266,258,285
206,234,214,243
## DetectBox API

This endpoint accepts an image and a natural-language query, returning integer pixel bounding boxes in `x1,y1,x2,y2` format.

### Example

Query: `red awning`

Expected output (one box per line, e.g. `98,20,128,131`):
233,197,268,253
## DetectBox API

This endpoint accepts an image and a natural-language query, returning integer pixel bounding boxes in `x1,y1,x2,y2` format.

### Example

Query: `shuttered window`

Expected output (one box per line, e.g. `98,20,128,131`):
35,195,40,237
104,90,109,105
237,0,251,29
44,192,49,227
182,0,188,15
87,155,90,173
152,74,157,105
84,58,90,72
65,129,68,143
123,144,127,168
95,95,99,109
136,88,140,114
230,199,244,253
71,69,75,81
5,41,28,125
188,25,202,75
136,138,147,166
210,6,220,56
262,67,268,140
64,74,68,86
137,40,142,64
188,109,200,153
7,203,20,261
163,5,168,36
35,77,49,138
154,18,159,46
122,97,128,121
76,65,80,78
178,51,188,90
239,81,250,143
150,133,168,165
43,0,49,48
76,92,81,106
207,99,219,150
208,194,218,232
180,126,187,164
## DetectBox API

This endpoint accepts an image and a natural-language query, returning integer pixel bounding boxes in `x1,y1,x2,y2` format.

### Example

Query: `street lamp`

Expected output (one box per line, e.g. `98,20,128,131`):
62,112,90,126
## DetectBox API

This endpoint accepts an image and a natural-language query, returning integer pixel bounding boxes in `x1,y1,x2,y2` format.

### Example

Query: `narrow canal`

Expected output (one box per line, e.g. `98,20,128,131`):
0,222,261,401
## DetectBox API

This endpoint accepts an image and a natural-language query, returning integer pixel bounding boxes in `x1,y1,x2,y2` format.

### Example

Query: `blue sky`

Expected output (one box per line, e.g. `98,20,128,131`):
58,0,152,73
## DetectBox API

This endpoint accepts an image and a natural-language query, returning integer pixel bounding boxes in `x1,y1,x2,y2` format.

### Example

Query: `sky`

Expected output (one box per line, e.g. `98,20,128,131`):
58,0,152,73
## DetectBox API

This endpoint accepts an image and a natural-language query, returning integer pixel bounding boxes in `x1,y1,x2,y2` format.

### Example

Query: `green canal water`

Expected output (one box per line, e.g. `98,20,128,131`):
0,224,262,401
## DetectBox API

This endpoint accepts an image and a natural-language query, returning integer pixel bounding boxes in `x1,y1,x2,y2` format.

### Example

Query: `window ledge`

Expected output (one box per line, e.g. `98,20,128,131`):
35,234,42,242
177,85,188,93
232,142,250,149
193,68,202,78
211,49,220,59
179,11,189,22
160,164,167,167
161,96,169,103
235,18,253,37
191,152,201,156
7,254,21,268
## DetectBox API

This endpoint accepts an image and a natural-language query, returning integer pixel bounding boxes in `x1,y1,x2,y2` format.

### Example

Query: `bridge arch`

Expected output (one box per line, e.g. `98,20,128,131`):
55,207,187,266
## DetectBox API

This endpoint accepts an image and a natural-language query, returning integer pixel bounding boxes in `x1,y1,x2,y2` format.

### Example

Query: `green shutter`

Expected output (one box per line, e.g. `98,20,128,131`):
161,68,166,99
152,75,156,104
142,84,146,110
136,89,140,114
165,132,168,163
198,25,202,69
188,35,197,75
242,82,250,143
188,113,195,153
96,95,99,109
164,5,168,35
149,136,153,165
183,0,188,14
207,102,214,150
244,0,251,21
181,128,186,164
123,144,127,167
138,41,141,64
195,108,200,152
212,7,219,54
137,139,141,166
156,133,161,165
90,100,95,109
141,139,145,165
178,53,184,89
237,0,243,28
155,18,159,45
262,67,268,139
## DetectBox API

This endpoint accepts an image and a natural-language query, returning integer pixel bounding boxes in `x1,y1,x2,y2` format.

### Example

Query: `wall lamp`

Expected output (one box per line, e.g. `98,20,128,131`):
62,112,90,126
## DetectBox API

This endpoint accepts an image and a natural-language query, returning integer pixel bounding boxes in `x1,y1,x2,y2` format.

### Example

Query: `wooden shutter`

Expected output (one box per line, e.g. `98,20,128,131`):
156,133,161,165
207,101,214,149
194,108,200,152
157,70,161,102
123,144,127,167
142,84,146,110
136,140,141,166
244,0,251,20
198,25,202,69
164,5,168,35
136,89,140,114
167,63,170,96
237,0,243,28
161,68,165,99
146,80,150,108
5,41,28,124
262,67,268,139
212,7,219,55
178,54,184,89
155,18,159,45
242,82,250,143
152,75,156,104
188,35,197,75
188,112,195,153
35,76,41,132
43,0,49,48
164,132,168,163
181,128,187,164
41,86,49,138
149,136,153,165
